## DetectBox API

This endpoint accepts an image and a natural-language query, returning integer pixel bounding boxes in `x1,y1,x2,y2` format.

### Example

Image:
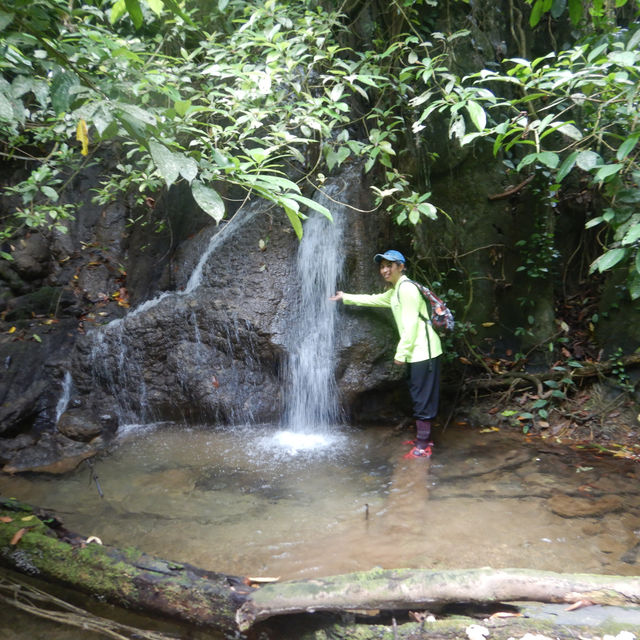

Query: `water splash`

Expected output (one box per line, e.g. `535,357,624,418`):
283,187,345,433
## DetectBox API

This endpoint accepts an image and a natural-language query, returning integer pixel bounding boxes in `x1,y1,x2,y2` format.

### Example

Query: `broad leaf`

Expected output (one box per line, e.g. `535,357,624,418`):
617,134,639,161
589,248,627,274
149,141,180,187
465,100,486,131
576,150,601,171
125,0,144,29
593,163,623,182
192,181,225,223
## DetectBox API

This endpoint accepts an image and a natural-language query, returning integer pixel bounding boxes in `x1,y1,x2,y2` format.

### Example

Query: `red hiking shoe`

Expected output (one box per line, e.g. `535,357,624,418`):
403,445,432,459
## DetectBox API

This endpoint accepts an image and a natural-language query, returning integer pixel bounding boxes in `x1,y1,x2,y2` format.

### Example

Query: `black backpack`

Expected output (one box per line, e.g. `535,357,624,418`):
405,279,455,331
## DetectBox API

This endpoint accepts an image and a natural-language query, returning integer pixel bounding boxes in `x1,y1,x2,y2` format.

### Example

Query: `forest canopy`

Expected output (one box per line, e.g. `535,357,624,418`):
0,0,639,298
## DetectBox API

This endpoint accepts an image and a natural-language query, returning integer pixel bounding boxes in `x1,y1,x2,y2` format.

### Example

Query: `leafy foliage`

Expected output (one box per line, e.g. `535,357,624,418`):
0,0,445,250
408,18,640,299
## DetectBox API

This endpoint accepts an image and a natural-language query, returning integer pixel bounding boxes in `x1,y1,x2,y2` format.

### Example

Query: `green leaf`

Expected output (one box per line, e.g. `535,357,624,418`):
0,10,14,31
465,100,486,131
50,71,78,114
537,151,559,169
609,51,638,67
110,0,127,24
174,100,192,117
41,186,59,201
287,194,333,222
415,202,436,220
556,122,582,140
530,0,545,26
516,153,538,172
568,0,583,24
593,163,623,182
589,248,627,274
149,141,180,187
616,134,639,161
621,224,640,246
0,91,13,121
550,0,566,18
125,0,144,29
147,0,165,15
179,155,198,183
283,204,303,240
627,27,640,52
191,181,225,223
557,151,578,182
576,150,601,171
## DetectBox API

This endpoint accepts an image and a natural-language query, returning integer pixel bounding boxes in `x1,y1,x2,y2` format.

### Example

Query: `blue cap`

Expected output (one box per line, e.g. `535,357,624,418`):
374,250,406,264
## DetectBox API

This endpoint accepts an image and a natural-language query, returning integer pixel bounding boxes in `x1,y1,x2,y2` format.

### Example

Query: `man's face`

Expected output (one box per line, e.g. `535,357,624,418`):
379,259,404,284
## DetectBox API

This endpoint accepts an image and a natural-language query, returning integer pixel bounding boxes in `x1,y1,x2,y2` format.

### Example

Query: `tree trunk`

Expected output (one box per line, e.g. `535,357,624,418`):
236,567,640,629
0,499,250,634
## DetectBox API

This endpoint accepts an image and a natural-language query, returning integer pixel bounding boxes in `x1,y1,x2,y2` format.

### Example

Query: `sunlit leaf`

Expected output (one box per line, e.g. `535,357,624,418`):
191,181,225,223
125,0,143,29
465,100,486,131
149,141,180,187
576,150,601,171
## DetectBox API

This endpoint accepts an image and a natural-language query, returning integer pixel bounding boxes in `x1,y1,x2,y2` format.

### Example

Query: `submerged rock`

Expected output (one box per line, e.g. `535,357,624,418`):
548,493,624,518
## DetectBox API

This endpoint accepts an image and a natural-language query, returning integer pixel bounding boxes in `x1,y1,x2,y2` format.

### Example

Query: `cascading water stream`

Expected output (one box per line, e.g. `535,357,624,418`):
54,370,73,424
282,187,345,438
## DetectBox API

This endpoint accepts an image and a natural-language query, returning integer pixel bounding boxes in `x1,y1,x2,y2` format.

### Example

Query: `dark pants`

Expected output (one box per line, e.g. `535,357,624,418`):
407,356,441,420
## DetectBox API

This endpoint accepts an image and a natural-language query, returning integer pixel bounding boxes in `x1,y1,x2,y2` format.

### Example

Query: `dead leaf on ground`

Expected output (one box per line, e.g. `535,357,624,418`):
0,516,13,523
10,527,27,545
489,611,523,619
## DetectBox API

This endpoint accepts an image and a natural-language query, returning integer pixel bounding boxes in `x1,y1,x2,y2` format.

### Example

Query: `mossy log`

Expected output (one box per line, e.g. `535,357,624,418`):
236,567,640,630
0,499,250,634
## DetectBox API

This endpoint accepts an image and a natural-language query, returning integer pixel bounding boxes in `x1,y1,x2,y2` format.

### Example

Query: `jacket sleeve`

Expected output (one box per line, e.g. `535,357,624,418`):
394,281,423,362
341,290,393,308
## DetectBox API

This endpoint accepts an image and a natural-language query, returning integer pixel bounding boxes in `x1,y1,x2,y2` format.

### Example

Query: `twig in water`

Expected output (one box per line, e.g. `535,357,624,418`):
86,459,104,499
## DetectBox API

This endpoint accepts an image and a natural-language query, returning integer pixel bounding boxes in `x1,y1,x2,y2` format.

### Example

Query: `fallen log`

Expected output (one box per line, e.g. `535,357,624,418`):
236,566,640,630
0,498,250,634
463,353,640,393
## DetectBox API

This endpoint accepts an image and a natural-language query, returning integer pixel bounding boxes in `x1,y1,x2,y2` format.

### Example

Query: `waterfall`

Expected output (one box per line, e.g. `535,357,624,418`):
283,190,345,433
54,370,73,423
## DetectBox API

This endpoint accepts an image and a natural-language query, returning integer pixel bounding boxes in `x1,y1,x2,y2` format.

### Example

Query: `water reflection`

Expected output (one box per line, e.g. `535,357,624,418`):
1,424,639,582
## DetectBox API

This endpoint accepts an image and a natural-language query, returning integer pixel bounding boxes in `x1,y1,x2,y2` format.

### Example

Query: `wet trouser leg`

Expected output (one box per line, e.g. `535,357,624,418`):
407,356,441,449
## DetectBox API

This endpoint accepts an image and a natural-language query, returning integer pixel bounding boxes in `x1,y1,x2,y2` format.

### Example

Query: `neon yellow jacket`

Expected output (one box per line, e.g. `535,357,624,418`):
341,275,442,363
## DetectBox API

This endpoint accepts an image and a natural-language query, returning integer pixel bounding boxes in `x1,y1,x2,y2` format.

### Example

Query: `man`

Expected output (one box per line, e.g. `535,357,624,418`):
330,250,442,458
